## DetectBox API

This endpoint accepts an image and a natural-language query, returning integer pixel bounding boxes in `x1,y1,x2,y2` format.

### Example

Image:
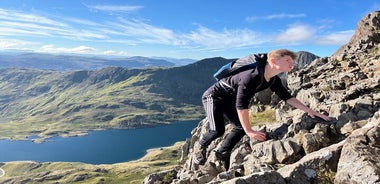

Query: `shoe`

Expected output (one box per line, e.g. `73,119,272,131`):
259,164,275,172
214,150,231,161
193,143,207,165
214,150,231,170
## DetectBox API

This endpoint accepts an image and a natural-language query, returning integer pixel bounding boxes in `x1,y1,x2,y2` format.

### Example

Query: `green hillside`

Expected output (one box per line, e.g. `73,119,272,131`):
0,57,234,141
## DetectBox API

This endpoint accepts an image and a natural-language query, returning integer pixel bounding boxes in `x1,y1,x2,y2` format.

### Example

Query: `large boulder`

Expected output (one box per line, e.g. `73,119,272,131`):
334,114,380,184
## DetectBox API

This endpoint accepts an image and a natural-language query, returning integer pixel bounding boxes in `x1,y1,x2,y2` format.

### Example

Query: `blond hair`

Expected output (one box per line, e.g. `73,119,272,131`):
268,49,297,60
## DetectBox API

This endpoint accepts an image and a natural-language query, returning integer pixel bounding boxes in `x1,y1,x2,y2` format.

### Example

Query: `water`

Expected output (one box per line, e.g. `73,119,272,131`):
0,120,199,164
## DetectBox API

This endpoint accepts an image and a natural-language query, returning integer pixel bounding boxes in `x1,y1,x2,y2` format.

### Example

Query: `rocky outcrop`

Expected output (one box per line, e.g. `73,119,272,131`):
332,11,380,62
144,11,380,184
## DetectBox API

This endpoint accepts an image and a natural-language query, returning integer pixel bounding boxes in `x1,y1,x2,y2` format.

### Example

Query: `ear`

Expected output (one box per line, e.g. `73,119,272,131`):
268,58,277,65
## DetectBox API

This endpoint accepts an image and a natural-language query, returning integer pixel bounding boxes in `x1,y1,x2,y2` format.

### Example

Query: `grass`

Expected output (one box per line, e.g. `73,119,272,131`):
317,169,336,184
249,106,277,126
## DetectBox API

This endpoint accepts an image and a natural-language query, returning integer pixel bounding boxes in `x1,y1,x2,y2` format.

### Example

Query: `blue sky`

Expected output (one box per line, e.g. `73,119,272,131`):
0,0,379,60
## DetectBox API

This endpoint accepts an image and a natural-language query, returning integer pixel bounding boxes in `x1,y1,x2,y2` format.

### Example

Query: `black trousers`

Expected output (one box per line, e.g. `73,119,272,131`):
199,86,246,152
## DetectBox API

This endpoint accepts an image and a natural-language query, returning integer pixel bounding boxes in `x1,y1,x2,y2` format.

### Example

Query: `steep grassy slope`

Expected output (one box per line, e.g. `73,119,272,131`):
0,57,233,141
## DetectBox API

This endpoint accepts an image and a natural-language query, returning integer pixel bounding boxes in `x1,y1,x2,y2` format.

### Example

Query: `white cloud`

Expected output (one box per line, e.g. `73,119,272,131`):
40,45,96,54
60,29,108,40
63,17,103,27
0,8,69,38
274,24,316,44
0,7,270,55
0,39,34,49
246,13,306,22
316,30,354,45
103,50,129,56
183,26,267,51
0,6,350,57
84,4,143,13
109,18,178,45
0,8,66,27
0,21,65,37
0,8,109,42
0,27,51,37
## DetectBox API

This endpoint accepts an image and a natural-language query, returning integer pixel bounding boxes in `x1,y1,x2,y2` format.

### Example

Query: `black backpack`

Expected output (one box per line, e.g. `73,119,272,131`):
213,53,267,81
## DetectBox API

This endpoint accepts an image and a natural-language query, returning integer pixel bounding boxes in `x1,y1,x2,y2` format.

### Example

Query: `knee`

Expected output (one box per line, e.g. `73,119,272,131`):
231,127,245,135
216,130,225,137
209,129,225,137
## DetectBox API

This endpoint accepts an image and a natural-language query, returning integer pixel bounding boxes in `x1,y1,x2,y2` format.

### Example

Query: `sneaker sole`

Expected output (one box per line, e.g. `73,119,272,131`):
193,155,205,165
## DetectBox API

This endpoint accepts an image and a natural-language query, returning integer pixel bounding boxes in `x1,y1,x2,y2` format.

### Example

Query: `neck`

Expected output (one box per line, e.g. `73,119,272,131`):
264,64,280,81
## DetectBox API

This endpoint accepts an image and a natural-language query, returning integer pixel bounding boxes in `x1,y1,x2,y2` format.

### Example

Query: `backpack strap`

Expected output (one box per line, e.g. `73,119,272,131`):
218,67,261,94
214,53,267,81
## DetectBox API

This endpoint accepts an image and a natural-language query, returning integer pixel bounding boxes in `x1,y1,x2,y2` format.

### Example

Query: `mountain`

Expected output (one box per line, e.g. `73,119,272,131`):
143,11,380,184
152,56,197,66
0,56,235,141
293,51,319,70
0,52,190,71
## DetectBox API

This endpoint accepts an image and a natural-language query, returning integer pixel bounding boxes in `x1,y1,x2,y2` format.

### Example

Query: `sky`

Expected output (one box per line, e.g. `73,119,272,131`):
0,1,379,60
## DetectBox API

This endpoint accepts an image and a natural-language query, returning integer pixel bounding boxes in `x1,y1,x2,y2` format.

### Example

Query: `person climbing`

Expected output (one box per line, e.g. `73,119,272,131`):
193,49,331,166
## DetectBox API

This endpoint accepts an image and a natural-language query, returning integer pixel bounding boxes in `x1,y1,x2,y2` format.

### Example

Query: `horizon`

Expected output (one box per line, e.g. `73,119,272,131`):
0,1,379,60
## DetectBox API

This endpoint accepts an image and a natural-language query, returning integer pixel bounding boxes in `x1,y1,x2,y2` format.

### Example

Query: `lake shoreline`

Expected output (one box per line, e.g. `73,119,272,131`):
0,120,199,164
0,119,200,143
0,140,185,183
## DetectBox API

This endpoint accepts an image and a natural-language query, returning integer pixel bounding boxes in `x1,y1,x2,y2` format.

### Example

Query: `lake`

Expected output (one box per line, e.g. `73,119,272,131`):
0,120,200,164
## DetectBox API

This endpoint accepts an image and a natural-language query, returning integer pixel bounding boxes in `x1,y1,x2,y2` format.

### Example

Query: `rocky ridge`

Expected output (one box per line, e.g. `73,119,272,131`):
144,11,380,184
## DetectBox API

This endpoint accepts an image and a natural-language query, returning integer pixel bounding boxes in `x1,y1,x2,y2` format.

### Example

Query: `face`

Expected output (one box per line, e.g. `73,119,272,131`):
275,55,295,72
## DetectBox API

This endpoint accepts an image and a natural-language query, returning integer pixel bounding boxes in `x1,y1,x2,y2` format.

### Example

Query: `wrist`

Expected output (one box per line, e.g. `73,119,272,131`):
245,129,255,134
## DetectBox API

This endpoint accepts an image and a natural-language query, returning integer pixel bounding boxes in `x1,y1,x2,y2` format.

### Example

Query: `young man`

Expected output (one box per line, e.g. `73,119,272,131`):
193,49,331,165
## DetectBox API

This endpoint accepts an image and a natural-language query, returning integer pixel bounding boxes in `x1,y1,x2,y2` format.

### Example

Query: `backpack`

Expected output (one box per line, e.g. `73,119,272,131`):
213,53,267,81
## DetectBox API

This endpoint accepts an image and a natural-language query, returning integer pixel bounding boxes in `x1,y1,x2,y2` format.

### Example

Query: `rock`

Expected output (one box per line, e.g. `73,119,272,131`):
277,141,344,184
334,119,380,184
143,169,177,184
299,123,331,154
332,11,380,61
250,138,302,165
71,173,89,182
221,171,286,184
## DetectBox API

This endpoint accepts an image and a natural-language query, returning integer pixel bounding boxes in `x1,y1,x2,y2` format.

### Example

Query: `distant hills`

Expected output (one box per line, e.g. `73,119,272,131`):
0,55,234,141
0,52,196,71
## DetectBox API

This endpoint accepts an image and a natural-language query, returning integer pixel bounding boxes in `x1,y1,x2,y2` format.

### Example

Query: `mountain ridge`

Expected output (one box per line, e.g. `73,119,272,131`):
0,56,238,141
0,52,196,71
